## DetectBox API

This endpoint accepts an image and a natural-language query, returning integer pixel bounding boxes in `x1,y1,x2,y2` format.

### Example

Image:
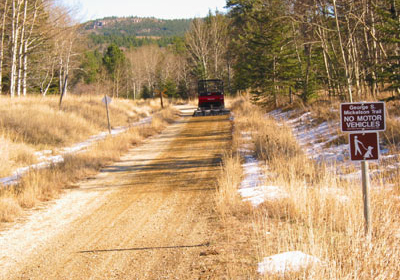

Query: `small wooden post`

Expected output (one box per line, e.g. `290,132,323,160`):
160,90,164,109
104,95,111,134
59,74,68,110
361,160,371,236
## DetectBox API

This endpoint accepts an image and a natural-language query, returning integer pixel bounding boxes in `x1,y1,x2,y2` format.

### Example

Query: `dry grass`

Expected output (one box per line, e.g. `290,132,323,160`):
0,95,164,177
0,196,22,222
216,96,400,279
215,153,244,217
0,103,178,223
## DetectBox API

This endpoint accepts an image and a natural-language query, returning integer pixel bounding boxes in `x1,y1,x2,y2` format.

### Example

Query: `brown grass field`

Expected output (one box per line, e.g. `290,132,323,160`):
0,96,164,177
216,97,400,279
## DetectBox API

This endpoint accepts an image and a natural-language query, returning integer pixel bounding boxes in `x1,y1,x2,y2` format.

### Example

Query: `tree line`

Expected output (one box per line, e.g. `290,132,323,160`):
1,0,399,105
227,0,400,105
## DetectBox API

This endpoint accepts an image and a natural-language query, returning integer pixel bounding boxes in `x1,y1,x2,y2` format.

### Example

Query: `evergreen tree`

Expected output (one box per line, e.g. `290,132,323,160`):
103,44,125,75
162,78,178,98
78,50,103,84
103,43,127,97
377,0,400,92
141,84,152,99
227,0,298,106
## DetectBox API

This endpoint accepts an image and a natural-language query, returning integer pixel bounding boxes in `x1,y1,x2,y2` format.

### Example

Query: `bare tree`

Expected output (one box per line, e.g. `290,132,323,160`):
185,18,210,79
0,0,9,95
208,13,229,78
10,0,24,98
16,0,27,97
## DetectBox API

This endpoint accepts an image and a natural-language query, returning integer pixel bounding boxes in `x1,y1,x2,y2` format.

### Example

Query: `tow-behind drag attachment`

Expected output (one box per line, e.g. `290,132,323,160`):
193,79,230,117
193,108,230,116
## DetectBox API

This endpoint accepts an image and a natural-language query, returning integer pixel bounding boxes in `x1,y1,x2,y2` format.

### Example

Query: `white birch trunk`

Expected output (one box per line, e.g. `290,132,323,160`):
10,0,23,98
0,0,8,95
333,0,353,102
22,39,28,96
17,0,27,97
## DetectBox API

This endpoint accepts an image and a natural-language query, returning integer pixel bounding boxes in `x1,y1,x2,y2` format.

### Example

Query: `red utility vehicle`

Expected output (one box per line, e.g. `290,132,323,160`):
193,79,230,116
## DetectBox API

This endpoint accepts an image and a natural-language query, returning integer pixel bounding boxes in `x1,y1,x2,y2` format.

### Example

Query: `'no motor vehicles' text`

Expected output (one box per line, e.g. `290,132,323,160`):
340,102,385,132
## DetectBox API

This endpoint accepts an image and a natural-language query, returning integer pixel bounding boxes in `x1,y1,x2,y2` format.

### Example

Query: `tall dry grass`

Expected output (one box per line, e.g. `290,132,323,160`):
0,103,178,223
215,153,244,217
217,97,400,279
0,95,163,177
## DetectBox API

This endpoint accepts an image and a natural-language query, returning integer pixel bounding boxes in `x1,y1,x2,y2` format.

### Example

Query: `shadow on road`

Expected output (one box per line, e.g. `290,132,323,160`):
77,242,210,254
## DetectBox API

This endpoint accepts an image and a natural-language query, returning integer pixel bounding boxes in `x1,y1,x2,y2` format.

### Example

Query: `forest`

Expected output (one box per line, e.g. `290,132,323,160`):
0,0,399,104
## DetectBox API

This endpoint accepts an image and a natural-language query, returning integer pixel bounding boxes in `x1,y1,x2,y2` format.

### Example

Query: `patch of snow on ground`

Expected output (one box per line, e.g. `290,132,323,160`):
239,185,287,207
271,109,348,164
320,187,350,203
257,251,323,275
237,132,287,207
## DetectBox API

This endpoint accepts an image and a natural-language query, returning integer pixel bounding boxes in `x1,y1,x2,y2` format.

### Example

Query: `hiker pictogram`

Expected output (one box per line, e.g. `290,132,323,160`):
349,133,379,161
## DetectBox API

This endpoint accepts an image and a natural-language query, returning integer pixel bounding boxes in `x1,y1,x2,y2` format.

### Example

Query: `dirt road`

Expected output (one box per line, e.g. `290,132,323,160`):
0,106,237,279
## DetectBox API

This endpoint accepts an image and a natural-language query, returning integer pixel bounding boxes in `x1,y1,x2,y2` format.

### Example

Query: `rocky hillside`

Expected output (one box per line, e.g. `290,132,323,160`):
83,16,192,38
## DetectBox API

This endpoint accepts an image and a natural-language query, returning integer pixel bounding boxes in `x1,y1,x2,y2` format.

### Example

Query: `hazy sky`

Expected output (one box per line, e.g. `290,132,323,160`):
62,0,228,21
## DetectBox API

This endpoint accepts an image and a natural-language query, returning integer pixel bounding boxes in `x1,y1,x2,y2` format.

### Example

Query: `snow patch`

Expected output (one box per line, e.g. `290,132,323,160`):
237,133,287,207
258,251,323,275
239,185,287,207
270,109,347,165
320,187,350,204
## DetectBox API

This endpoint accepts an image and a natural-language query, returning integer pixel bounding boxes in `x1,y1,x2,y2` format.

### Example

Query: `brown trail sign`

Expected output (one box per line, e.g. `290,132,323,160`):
349,133,379,161
340,101,386,236
341,102,385,132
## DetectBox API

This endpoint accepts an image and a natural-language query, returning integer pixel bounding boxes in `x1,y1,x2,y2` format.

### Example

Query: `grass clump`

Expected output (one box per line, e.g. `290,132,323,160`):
215,153,244,217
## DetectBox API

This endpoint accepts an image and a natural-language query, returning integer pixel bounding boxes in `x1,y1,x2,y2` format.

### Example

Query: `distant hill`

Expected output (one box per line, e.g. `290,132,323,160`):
81,17,192,48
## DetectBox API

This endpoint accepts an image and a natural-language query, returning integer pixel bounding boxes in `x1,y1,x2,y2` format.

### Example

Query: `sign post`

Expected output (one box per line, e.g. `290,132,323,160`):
361,160,371,235
340,102,386,236
102,95,112,134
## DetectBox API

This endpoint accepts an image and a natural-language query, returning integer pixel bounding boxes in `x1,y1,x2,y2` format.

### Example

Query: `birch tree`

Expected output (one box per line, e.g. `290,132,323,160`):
0,0,9,95
10,0,24,97
185,18,210,79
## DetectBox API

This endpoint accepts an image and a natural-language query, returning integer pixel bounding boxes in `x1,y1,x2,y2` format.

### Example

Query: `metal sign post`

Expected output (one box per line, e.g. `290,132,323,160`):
340,102,386,236
361,160,371,235
102,95,112,134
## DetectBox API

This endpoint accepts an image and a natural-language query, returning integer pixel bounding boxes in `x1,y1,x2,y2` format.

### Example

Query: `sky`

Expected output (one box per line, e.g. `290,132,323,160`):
62,0,228,22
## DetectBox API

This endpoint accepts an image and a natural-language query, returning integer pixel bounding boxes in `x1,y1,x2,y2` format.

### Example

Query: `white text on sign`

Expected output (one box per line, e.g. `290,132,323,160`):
340,102,385,132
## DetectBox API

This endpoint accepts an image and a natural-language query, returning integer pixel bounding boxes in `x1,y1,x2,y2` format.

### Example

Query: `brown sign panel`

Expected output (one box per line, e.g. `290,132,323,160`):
341,102,385,132
349,133,379,161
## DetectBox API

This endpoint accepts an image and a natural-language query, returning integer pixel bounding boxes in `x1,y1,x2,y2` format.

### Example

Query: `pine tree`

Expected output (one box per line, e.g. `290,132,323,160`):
227,0,299,106
377,0,400,92
103,43,127,97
